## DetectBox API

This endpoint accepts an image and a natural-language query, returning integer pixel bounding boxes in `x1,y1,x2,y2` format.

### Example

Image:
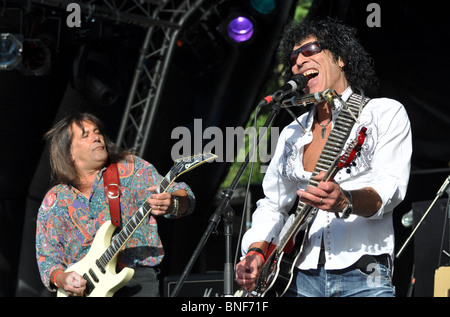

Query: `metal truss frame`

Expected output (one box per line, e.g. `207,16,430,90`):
114,0,208,156
26,0,209,155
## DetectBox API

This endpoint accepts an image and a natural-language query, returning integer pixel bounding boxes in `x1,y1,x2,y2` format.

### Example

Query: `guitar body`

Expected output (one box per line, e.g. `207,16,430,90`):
57,220,134,297
256,245,297,297
250,215,312,297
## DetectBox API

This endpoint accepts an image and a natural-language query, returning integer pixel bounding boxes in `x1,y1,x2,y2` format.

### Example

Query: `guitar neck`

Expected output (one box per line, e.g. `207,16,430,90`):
98,170,176,266
274,93,367,254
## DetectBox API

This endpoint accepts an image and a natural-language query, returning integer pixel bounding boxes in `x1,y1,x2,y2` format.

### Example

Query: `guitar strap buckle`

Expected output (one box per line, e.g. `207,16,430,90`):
106,183,120,200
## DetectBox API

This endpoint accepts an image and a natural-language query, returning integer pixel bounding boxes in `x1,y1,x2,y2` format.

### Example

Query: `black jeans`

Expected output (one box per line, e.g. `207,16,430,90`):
114,266,160,297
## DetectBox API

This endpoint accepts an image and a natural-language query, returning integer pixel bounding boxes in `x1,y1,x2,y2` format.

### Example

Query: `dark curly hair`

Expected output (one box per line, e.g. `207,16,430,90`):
278,18,378,96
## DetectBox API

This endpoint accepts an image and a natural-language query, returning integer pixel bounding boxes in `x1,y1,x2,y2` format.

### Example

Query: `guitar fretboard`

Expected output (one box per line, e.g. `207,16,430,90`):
275,93,368,253
96,170,176,269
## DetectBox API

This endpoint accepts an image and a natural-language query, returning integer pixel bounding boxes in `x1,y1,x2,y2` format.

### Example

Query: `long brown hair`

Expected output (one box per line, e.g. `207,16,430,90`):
45,112,132,188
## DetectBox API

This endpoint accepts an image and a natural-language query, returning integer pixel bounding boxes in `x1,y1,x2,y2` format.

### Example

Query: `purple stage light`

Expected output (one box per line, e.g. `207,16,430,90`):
227,16,254,43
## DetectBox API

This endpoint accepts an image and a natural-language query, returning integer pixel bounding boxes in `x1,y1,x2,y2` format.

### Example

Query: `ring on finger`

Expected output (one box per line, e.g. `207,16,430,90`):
319,197,323,205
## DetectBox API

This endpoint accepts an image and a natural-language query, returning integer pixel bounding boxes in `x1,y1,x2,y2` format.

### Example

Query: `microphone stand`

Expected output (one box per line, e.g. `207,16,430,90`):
437,194,450,267
170,97,284,297
396,175,450,259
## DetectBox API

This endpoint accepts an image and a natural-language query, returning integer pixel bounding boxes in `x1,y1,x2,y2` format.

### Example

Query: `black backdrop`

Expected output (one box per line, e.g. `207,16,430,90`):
0,0,449,297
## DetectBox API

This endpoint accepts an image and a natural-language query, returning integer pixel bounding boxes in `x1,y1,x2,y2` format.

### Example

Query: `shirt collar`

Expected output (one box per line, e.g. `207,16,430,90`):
332,86,353,112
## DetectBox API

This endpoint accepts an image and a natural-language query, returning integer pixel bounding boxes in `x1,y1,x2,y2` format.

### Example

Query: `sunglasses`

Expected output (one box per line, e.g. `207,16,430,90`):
289,41,322,67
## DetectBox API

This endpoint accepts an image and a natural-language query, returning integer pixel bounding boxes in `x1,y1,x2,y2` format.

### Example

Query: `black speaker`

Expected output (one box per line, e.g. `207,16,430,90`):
163,272,239,297
412,198,449,296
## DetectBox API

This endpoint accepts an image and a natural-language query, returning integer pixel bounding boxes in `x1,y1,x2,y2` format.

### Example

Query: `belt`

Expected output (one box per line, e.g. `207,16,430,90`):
353,254,391,274
318,249,391,273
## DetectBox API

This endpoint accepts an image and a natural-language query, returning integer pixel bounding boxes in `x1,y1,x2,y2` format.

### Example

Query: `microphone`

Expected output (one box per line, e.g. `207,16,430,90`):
258,74,307,106
282,89,340,108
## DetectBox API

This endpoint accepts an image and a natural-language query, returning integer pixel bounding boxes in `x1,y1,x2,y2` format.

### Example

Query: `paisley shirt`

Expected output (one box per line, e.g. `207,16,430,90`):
242,87,412,270
36,155,195,290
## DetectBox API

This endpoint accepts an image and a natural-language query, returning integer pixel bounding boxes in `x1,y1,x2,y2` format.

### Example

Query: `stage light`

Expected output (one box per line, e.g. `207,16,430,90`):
0,33,23,70
227,16,254,43
250,0,276,14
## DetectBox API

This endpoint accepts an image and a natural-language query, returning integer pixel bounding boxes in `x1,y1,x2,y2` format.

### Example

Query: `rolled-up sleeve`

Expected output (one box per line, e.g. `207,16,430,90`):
364,99,412,219
241,128,298,255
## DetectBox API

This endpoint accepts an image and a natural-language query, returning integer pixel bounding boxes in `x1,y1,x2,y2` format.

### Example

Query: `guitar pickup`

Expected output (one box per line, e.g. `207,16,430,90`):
82,273,95,296
89,268,99,283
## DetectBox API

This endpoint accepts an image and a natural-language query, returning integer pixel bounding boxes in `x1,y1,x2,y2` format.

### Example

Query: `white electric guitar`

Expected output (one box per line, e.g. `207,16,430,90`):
57,153,216,297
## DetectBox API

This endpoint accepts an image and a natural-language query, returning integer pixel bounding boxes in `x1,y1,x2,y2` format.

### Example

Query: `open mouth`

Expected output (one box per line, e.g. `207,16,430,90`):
303,69,319,81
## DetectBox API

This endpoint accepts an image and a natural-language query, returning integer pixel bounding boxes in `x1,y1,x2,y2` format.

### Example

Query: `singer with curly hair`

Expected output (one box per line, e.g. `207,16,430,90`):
235,18,412,297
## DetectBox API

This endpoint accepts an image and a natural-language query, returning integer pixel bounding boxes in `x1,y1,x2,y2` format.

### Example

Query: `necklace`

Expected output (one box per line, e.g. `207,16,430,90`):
315,114,332,139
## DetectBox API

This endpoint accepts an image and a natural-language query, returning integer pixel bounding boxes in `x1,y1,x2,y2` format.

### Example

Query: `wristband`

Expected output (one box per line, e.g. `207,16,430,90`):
246,247,266,264
53,271,63,288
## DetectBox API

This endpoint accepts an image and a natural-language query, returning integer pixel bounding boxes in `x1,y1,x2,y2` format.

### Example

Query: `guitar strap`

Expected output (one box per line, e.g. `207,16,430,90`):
277,91,370,254
104,163,121,227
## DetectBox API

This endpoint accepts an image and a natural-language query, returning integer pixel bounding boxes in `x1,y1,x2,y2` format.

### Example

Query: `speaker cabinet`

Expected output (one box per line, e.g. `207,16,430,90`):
163,272,238,297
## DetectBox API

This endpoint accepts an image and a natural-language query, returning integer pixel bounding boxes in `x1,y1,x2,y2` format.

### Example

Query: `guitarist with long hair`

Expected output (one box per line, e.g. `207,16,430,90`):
36,112,196,296
235,18,412,297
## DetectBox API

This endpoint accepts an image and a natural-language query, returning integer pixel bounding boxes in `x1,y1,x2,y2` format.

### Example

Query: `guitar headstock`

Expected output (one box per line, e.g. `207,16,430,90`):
172,153,217,176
